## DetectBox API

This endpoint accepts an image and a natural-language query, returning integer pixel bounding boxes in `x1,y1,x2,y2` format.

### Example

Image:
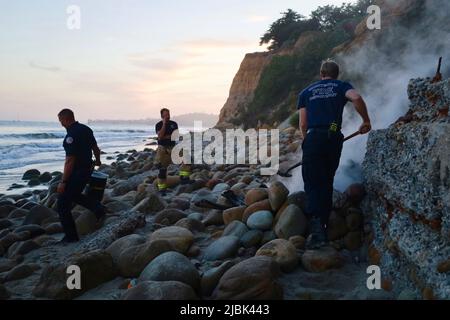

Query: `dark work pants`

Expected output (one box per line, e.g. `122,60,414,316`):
302,130,344,227
57,169,102,240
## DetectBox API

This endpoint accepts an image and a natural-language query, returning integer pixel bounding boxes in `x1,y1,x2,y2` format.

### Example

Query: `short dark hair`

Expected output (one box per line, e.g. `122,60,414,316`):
320,59,340,79
160,108,170,117
58,109,75,120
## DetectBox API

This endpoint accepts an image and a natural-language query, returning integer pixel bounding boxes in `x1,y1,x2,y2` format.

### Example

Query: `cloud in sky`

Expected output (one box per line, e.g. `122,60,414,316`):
29,61,61,72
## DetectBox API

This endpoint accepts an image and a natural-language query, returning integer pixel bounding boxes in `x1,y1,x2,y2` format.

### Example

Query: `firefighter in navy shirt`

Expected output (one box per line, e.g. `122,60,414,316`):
297,60,372,249
56,109,106,243
154,108,191,193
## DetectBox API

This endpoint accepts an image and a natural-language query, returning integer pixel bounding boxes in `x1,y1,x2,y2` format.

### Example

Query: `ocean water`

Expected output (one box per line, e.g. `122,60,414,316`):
0,120,157,194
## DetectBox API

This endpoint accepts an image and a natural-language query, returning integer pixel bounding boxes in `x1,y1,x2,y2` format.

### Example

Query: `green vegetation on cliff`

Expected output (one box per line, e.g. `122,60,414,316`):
234,0,374,128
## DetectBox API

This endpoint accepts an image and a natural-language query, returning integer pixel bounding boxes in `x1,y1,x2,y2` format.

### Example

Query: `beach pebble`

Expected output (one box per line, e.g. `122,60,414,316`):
200,260,235,297
301,247,344,273
274,205,307,239
256,239,298,272
139,251,200,290
223,221,248,238
123,281,198,300
240,230,263,248
244,188,268,206
149,226,194,254
223,206,246,225
204,236,240,261
212,256,283,300
247,210,273,231
154,209,187,226
268,182,289,212
243,199,272,222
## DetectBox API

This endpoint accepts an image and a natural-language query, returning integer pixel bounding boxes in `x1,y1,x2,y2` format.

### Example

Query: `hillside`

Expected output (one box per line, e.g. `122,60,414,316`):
216,0,449,129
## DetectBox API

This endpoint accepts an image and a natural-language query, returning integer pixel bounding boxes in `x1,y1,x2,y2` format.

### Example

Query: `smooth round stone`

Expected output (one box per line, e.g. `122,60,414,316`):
246,211,273,231
187,212,203,222
212,183,230,193
222,221,248,238
240,230,263,248
203,236,240,261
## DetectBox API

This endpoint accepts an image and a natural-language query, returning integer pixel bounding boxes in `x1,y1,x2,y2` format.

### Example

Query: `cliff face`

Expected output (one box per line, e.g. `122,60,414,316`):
217,52,272,129
216,32,319,129
362,77,450,299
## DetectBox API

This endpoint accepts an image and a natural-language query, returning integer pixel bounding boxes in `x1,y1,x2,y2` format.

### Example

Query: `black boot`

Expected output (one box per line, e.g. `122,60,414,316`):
306,217,328,250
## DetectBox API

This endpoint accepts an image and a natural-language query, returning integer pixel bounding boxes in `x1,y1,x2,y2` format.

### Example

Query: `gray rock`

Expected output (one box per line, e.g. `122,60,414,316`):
223,221,248,238
240,230,263,248
106,234,146,265
22,205,57,226
0,205,16,219
22,169,40,180
154,209,187,226
7,208,28,219
188,212,203,221
201,260,235,297
123,281,198,300
261,230,277,245
212,183,230,193
3,263,40,282
0,219,13,231
202,210,224,226
0,284,10,299
139,251,200,290
7,240,40,258
33,250,117,300
274,205,307,239
14,225,46,238
175,218,205,233
204,236,240,261
39,172,52,183
246,210,273,231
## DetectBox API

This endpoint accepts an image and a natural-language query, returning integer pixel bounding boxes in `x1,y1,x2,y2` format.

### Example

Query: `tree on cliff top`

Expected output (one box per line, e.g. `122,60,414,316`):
259,9,319,51
260,1,374,51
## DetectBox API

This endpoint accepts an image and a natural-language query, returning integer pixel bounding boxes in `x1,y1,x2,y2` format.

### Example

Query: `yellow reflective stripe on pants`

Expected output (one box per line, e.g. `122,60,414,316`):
179,171,191,177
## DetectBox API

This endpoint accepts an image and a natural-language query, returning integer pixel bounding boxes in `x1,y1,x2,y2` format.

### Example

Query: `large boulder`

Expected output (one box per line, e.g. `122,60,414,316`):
13,225,45,238
240,230,263,249
256,239,298,272
211,256,283,300
33,250,117,299
149,226,194,253
203,236,240,261
274,205,307,239
75,212,98,236
202,210,224,226
123,281,198,300
132,193,167,214
139,251,200,290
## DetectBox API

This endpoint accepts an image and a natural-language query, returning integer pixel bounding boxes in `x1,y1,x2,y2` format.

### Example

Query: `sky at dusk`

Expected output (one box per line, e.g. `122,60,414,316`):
0,0,356,122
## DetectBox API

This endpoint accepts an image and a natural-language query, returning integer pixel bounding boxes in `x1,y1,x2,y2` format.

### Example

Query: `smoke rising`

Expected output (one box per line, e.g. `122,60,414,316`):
283,0,450,193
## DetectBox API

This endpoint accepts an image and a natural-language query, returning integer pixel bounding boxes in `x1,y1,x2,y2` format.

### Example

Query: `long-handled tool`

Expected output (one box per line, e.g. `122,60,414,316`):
277,130,361,178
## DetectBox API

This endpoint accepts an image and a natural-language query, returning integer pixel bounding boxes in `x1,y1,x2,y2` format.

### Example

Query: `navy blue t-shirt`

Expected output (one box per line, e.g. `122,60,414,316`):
63,122,97,170
155,120,178,147
297,79,354,129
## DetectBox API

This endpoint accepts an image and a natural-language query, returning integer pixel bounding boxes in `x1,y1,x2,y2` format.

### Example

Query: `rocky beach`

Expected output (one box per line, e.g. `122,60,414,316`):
1,76,449,301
